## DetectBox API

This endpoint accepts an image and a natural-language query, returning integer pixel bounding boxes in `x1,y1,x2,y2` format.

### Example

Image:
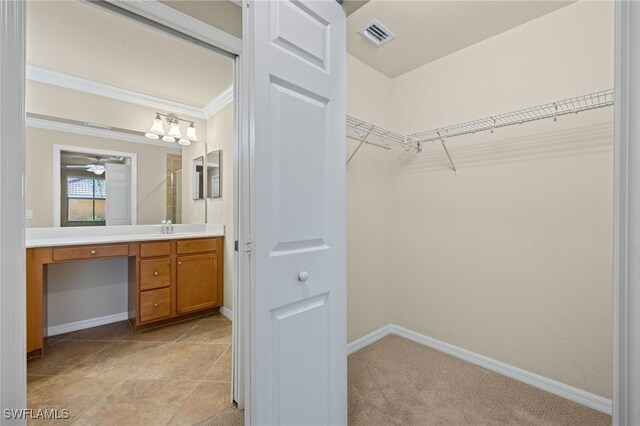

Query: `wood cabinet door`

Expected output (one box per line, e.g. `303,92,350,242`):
176,253,219,314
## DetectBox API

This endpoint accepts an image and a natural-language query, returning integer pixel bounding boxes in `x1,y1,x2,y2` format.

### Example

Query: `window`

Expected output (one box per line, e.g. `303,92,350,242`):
63,176,106,226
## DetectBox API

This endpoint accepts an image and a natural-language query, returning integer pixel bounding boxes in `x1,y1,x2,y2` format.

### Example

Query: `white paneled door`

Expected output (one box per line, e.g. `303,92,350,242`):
247,0,347,424
105,163,131,226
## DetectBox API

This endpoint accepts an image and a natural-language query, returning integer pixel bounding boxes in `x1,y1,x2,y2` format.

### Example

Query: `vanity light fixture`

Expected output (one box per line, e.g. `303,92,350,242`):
168,121,182,139
186,123,197,141
144,113,198,144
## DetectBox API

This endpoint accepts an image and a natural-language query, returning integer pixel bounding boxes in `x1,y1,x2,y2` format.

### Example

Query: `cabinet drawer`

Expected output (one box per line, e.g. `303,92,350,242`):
140,241,171,258
139,287,171,323
139,258,171,291
53,244,129,262
176,238,217,255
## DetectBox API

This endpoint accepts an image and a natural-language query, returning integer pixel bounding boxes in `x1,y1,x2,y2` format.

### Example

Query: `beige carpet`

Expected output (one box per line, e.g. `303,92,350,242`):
348,334,611,425
200,334,611,425
198,406,244,426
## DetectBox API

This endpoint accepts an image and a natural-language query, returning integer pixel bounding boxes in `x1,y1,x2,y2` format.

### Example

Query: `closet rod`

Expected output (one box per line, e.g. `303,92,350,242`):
406,89,614,145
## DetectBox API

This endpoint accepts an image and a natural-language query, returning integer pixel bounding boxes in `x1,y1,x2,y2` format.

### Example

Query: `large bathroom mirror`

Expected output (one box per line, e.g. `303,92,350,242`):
58,147,133,227
193,155,205,200
207,150,222,199
24,0,233,227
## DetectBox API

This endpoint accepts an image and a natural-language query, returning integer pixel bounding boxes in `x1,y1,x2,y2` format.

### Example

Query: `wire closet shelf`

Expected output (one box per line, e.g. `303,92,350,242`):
346,115,417,165
346,115,412,150
406,89,614,146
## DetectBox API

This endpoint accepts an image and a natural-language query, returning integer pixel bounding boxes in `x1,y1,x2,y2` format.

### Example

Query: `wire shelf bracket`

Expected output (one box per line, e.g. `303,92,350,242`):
346,115,416,165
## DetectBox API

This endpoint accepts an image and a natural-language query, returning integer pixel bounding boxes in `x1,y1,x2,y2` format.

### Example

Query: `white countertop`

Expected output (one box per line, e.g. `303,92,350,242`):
25,224,224,248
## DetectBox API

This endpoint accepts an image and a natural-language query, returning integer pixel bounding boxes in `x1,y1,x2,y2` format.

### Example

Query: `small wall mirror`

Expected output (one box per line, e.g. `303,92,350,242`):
192,156,204,200
207,150,222,199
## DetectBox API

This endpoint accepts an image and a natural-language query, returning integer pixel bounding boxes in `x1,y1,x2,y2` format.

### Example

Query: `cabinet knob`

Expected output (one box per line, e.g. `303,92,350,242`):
90,250,97,255
154,271,159,276
298,271,309,282
178,261,182,265
153,302,159,308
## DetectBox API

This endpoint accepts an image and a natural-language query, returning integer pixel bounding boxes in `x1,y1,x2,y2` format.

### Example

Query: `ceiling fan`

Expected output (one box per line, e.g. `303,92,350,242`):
64,157,107,175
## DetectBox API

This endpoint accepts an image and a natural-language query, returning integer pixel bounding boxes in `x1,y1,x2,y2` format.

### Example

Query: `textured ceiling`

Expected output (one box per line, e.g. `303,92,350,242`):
27,1,233,108
347,0,572,78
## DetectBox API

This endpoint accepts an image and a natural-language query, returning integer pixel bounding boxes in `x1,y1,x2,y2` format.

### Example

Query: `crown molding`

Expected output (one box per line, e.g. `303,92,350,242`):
204,84,234,119
26,65,207,120
26,116,182,151
27,65,234,122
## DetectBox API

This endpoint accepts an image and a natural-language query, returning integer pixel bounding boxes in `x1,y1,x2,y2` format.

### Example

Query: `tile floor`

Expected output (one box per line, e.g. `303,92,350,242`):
27,314,233,425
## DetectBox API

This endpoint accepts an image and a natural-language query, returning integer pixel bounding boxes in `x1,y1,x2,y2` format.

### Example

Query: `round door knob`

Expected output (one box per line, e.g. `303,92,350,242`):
298,271,309,282
90,250,97,255
153,302,159,308
154,271,159,276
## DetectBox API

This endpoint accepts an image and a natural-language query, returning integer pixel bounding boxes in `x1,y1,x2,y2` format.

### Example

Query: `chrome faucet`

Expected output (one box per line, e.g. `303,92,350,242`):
161,220,173,234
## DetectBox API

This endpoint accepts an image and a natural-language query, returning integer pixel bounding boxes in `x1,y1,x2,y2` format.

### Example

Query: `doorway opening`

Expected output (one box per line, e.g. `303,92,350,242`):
22,1,244,422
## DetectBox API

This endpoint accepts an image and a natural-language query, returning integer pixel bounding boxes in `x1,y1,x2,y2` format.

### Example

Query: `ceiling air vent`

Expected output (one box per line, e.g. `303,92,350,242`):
358,19,396,47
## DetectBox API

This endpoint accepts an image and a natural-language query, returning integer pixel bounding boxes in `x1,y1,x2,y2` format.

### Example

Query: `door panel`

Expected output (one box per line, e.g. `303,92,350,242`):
249,0,346,424
270,79,328,254
105,163,131,226
270,1,329,69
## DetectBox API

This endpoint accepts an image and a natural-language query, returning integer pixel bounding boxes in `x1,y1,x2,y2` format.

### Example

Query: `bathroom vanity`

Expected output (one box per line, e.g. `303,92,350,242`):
26,224,224,357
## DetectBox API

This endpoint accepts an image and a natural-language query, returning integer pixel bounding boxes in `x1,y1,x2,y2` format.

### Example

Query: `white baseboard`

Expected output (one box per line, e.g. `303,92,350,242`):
347,325,393,355
348,324,612,415
220,305,233,321
47,312,129,336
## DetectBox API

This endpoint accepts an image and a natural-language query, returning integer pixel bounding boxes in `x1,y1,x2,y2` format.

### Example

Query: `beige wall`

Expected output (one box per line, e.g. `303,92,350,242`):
26,128,181,227
346,55,395,342
206,103,235,311
347,0,614,399
26,81,207,226
27,81,208,136
161,0,242,39
181,140,209,224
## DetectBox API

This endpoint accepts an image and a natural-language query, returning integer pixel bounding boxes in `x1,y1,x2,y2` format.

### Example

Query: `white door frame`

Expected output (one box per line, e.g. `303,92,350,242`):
0,0,250,421
613,2,640,424
0,0,27,418
5,1,639,424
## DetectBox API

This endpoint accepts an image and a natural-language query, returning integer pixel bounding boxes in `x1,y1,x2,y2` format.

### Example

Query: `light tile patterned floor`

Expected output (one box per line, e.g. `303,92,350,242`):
27,314,233,425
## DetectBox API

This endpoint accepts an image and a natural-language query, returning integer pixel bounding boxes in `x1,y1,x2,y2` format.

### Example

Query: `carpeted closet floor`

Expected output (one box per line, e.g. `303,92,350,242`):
348,334,611,426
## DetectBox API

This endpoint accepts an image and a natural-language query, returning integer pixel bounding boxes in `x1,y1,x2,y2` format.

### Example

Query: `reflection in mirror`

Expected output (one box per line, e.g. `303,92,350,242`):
24,0,234,228
207,150,222,199
166,154,182,223
193,156,205,200
59,148,133,227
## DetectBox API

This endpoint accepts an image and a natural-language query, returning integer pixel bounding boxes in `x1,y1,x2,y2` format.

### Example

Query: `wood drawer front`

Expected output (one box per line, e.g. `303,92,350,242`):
53,244,129,262
139,287,171,323
139,258,171,291
176,238,218,255
140,241,171,258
